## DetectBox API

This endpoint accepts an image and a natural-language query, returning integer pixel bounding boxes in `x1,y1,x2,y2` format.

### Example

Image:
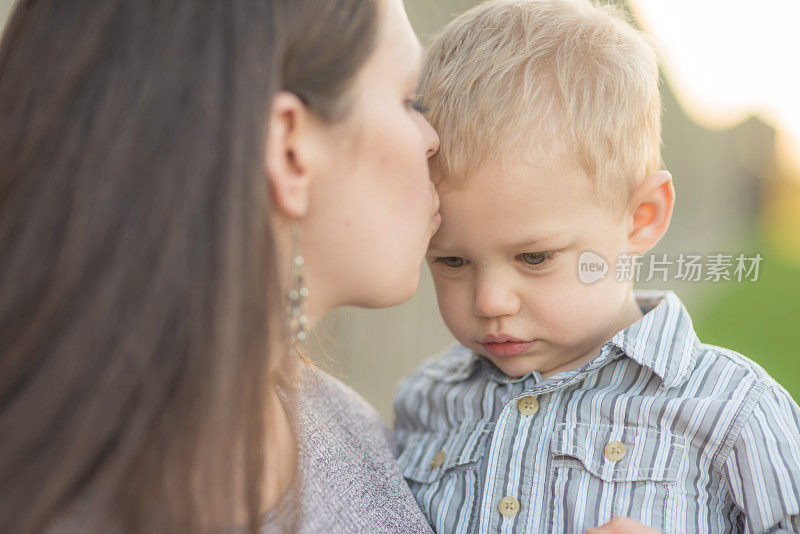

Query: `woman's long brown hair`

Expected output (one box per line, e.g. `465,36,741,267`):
0,0,378,532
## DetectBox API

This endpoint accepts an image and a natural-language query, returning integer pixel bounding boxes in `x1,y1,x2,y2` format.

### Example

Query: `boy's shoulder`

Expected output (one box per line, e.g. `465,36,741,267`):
399,342,479,386
393,343,484,433
697,342,776,383
638,312,799,450
620,290,792,404
690,340,794,407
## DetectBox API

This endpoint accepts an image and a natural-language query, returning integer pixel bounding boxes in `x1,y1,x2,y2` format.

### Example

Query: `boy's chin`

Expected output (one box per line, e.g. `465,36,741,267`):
486,354,541,379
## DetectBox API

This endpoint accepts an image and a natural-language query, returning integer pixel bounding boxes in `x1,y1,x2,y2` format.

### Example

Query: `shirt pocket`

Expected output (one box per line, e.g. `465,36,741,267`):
397,420,493,531
548,422,686,534
398,419,494,483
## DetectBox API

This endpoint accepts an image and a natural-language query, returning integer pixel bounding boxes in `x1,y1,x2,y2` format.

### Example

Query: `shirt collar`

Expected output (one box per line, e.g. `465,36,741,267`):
466,290,702,389
606,289,702,389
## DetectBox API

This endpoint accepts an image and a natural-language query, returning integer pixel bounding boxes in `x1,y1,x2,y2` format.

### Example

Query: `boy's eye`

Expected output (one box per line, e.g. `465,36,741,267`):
519,251,554,267
437,257,466,268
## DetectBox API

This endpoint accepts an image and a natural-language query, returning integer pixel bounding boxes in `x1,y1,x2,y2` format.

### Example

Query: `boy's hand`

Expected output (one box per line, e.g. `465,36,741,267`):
586,517,662,534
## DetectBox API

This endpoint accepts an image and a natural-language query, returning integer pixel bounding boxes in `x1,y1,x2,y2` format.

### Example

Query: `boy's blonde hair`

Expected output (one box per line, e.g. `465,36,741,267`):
420,0,662,210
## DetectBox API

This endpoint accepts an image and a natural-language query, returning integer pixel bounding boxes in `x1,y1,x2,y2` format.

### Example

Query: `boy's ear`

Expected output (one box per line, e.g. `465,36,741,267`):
265,91,315,219
627,170,675,254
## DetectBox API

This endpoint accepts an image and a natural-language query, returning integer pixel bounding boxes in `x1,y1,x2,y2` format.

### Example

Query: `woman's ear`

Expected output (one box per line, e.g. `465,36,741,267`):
265,91,314,219
627,170,675,255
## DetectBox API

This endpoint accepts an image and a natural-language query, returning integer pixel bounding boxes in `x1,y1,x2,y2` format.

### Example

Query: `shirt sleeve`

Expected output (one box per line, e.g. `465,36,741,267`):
391,375,416,456
722,381,800,533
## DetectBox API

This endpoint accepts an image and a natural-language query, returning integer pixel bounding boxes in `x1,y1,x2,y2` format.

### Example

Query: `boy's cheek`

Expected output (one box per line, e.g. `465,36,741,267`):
524,279,605,333
435,289,474,336
440,293,470,325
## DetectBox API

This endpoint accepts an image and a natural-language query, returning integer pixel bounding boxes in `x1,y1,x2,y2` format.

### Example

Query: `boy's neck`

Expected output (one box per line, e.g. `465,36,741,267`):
611,286,646,336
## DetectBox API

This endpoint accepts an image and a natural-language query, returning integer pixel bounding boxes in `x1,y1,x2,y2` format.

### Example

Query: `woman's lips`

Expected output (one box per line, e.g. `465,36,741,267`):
480,340,538,357
432,212,442,232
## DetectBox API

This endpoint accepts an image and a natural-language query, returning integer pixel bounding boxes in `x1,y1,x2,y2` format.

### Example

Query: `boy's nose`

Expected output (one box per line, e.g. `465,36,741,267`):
473,281,521,318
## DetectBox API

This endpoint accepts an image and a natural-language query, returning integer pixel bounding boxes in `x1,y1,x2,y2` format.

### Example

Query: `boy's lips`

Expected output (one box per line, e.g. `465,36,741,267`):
478,334,538,358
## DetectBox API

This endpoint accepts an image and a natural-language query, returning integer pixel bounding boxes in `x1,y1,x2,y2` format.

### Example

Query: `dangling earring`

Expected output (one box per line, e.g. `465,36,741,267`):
287,222,309,346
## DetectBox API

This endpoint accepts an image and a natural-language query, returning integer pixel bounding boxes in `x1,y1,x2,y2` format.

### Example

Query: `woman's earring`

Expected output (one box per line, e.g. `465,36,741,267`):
287,223,309,345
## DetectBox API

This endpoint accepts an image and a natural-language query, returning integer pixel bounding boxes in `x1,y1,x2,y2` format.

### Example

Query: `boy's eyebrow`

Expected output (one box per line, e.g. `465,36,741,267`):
428,233,563,253
507,233,563,248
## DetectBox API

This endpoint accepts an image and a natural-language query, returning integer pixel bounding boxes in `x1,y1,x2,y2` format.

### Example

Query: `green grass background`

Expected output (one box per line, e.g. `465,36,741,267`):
691,245,799,401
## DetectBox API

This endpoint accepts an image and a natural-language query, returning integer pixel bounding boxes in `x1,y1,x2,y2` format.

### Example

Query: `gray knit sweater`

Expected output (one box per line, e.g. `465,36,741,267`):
260,362,433,533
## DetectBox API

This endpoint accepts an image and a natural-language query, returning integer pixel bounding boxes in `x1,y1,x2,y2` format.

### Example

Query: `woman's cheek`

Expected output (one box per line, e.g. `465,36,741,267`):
396,121,432,205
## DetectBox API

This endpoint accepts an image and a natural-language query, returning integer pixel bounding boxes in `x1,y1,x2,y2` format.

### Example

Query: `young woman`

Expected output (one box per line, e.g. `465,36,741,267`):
0,0,438,531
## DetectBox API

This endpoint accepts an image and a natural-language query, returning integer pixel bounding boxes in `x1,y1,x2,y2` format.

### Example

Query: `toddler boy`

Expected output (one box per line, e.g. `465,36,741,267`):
393,1,800,532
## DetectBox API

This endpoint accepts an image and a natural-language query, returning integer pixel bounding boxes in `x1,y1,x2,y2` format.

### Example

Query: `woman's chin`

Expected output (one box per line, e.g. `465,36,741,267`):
352,271,421,309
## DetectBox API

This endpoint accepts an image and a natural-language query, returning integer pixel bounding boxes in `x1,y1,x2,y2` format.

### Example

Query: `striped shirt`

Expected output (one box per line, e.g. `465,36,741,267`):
393,290,800,534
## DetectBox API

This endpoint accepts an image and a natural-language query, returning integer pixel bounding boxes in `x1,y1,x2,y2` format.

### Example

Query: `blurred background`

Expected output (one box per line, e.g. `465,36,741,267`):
2,0,798,422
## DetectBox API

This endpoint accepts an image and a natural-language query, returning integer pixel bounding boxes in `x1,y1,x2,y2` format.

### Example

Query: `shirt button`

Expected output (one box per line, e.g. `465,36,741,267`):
430,450,446,469
516,396,539,416
604,440,627,462
498,496,520,517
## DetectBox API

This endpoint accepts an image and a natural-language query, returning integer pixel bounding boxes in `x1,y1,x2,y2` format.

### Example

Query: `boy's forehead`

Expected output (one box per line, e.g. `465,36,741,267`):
430,154,609,251
438,152,590,212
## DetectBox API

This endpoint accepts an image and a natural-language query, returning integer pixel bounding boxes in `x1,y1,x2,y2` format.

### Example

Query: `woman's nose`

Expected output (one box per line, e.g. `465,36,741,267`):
422,117,440,158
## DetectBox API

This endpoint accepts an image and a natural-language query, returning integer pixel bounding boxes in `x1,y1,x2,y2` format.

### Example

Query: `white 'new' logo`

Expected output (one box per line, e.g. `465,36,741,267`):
578,251,608,284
